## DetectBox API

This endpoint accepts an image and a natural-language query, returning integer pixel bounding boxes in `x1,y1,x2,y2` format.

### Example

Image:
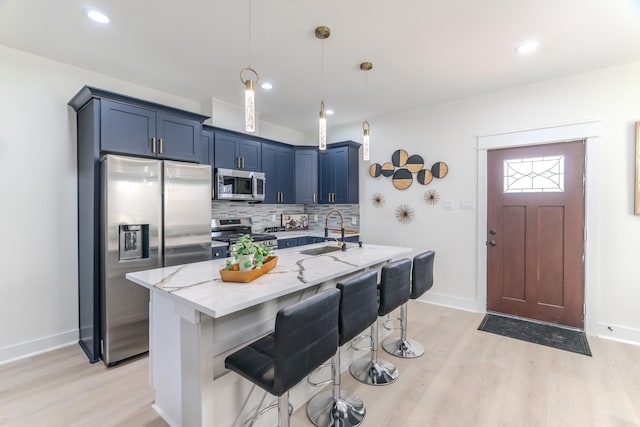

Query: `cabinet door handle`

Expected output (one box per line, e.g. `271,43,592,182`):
237,157,240,168
211,189,215,199
313,193,316,204
159,138,163,154
152,137,156,153
242,157,245,169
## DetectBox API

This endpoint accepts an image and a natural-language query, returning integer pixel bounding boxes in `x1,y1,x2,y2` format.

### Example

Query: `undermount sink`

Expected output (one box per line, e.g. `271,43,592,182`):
299,245,343,256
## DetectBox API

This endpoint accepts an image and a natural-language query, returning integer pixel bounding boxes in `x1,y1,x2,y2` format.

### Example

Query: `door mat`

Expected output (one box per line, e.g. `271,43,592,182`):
478,313,591,356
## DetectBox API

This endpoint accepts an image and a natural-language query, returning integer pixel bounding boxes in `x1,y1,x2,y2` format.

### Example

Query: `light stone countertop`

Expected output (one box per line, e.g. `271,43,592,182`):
127,242,409,319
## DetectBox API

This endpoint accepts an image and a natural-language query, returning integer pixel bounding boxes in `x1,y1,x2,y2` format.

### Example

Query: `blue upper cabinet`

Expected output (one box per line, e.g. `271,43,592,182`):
69,86,208,163
99,99,202,162
295,147,318,204
318,141,360,204
262,142,294,204
214,132,261,171
156,112,200,161
199,126,215,199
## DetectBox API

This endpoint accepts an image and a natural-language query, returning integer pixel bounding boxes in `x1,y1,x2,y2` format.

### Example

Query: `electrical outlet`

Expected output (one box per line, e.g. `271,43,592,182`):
443,200,454,210
314,215,318,222
351,217,357,225
271,214,276,222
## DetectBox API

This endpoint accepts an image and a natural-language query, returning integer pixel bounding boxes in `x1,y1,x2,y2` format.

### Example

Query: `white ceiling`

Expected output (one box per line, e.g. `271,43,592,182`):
2,0,640,134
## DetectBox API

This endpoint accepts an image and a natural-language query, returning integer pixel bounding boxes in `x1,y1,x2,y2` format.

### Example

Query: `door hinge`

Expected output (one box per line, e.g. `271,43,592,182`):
583,304,586,316
582,253,585,264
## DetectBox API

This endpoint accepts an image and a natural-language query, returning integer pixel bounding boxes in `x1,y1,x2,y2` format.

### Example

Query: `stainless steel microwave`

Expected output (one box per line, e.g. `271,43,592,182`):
215,168,266,202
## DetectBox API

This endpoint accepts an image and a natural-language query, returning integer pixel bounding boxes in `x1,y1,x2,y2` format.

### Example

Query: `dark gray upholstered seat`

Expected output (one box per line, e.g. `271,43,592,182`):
350,258,412,386
225,289,340,426
307,269,378,426
383,251,435,358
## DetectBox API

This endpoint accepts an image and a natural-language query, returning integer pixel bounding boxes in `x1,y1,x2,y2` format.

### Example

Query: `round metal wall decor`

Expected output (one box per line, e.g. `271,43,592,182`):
406,154,424,173
395,204,415,224
424,189,440,205
392,168,413,190
417,169,433,185
431,162,449,178
369,163,382,178
381,162,395,177
391,149,409,167
371,192,385,207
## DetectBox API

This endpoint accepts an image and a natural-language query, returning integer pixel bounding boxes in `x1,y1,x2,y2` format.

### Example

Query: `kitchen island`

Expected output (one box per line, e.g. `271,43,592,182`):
126,242,411,427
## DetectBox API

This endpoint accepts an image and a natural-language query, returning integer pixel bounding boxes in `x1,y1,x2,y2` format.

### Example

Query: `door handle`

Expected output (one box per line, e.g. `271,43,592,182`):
489,229,497,235
486,240,497,247
151,137,156,153
159,138,163,154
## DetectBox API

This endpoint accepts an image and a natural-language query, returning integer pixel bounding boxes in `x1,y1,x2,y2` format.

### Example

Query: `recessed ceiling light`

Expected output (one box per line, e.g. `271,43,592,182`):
515,40,539,55
86,9,110,24
260,82,273,90
326,109,334,115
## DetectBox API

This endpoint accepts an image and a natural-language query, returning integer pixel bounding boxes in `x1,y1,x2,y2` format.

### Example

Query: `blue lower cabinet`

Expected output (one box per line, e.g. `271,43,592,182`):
278,237,298,249
345,236,359,243
310,236,325,244
297,236,312,246
212,247,229,259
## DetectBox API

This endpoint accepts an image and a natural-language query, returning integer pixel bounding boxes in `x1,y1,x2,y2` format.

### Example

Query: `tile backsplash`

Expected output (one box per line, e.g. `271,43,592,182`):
211,201,360,233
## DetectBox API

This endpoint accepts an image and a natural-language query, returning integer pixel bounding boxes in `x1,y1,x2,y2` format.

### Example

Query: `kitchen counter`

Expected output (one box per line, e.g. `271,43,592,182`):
128,242,402,319
126,242,410,427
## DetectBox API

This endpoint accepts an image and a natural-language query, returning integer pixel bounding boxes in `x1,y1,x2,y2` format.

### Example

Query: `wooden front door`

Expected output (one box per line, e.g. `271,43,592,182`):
487,140,586,328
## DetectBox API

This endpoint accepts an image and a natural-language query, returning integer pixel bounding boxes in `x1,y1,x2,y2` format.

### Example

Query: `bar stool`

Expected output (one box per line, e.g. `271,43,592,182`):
383,251,435,358
307,270,378,426
225,289,341,427
350,258,412,386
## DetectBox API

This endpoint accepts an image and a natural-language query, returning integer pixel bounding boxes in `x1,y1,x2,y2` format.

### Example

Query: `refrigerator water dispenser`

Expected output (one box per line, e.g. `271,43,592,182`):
119,224,149,261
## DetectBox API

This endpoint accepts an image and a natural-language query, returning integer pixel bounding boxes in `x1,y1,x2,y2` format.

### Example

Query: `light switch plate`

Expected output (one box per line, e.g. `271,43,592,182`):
351,217,357,225
460,200,474,210
443,200,454,210
314,215,318,222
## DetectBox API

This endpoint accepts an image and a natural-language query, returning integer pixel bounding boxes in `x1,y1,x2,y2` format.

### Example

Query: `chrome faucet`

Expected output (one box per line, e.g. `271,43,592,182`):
325,208,346,251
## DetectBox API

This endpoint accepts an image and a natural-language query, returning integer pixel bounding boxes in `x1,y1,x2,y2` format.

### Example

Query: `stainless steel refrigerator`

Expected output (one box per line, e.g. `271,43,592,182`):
100,154,211,366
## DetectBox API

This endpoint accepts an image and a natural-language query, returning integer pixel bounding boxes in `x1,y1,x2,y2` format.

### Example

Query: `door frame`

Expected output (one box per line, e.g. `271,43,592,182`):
476,121,601,334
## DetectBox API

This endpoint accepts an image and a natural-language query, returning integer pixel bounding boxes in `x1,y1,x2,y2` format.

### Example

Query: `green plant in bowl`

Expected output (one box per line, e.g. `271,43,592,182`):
230,234,272,270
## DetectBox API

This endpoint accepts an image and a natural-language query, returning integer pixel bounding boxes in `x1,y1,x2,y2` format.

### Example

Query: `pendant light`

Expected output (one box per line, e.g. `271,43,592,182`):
360,61,373,161
240,0,259,133
316,26,330,150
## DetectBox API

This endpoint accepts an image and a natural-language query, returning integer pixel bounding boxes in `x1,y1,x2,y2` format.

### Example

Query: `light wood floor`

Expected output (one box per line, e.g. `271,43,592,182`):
2,303,639,427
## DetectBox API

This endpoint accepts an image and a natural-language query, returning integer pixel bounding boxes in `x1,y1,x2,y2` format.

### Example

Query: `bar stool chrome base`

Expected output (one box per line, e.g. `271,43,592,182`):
307,390,365,427
382,337,425,359
349,358,398,386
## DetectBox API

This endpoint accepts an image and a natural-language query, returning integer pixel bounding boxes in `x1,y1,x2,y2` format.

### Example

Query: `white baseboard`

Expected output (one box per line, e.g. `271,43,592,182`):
595,323,640,346
416,292,483,313
0,329,78,365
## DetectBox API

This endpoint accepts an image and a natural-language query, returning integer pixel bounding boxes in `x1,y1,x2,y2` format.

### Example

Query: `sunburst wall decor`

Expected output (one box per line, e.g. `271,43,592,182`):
424,189,440,206
395,204,415,224
371,192,385,207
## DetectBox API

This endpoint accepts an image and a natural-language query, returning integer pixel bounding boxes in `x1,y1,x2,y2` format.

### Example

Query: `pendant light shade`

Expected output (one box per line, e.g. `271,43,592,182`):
362,120,370,161
360,61,373,161
319,100,327,150
316,26,330,150
240,66,258,133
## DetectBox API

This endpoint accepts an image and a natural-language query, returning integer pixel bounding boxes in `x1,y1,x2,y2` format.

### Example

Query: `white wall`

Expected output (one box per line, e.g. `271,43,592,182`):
327,61,640,344
0,45,204,364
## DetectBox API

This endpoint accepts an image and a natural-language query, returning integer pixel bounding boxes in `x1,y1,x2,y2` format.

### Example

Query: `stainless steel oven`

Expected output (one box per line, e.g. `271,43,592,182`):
215,168,265,202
